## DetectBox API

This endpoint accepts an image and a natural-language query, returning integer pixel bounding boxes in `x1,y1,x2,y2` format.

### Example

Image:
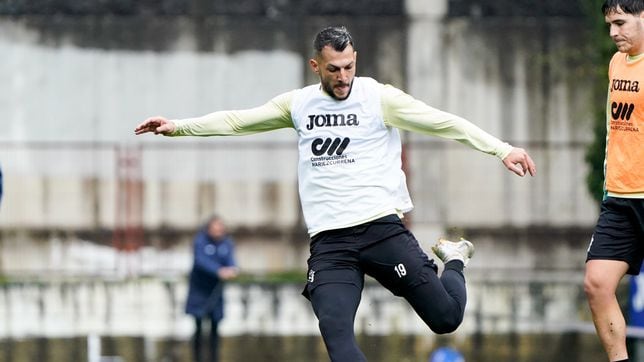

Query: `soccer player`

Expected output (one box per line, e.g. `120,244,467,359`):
135,26,536,362
584,2,644,362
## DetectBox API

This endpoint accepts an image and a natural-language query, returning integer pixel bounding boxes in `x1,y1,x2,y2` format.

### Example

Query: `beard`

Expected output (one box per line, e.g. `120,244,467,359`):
322,80,353,100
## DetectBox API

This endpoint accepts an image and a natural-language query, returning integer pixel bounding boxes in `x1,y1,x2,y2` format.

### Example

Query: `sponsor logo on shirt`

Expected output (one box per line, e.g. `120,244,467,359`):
306,113,359,130
304,113,359,167
310,137,356,167
611,79,640,93
610,102,640,132
312,137,350,156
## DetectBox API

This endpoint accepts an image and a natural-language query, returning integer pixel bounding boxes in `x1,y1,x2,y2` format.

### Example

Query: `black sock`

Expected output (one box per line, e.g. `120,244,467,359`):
614,359,629,362
445,259,465,273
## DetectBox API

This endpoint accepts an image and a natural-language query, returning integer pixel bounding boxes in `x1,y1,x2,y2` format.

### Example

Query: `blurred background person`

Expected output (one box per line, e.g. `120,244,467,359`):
185,215,239,362
429,346,465,362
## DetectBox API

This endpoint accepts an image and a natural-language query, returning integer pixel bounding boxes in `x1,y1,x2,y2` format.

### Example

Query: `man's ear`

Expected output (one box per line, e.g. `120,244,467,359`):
309,58,319,73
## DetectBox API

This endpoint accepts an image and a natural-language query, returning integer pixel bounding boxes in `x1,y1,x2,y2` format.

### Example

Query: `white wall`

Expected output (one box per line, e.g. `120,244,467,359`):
0,273,587,338
0,4,599,278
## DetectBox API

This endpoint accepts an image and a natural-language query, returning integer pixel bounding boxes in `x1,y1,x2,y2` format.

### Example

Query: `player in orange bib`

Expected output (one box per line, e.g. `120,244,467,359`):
584,1,644,362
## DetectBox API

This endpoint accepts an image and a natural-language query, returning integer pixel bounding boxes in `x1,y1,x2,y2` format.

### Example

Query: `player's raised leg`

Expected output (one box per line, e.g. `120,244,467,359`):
405,238,473,333
362,232,473,334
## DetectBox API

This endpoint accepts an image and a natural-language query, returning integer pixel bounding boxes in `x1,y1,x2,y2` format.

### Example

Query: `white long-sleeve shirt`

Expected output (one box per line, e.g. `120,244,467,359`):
171,77,512,235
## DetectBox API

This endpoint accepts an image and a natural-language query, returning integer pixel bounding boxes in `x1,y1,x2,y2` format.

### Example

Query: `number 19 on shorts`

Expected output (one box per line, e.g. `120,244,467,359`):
394,263,407,278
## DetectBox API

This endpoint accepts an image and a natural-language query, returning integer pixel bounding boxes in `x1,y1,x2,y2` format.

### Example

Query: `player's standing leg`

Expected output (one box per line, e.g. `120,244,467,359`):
309,282,367,362
585,260,629,361
585,197,644,362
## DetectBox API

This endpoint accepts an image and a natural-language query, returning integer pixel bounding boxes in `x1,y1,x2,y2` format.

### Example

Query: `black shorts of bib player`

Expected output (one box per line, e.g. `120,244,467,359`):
302,215,468,361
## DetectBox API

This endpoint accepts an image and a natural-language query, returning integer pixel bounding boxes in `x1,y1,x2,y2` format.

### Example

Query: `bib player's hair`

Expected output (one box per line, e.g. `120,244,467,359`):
602,0,644,15
313,26,355,55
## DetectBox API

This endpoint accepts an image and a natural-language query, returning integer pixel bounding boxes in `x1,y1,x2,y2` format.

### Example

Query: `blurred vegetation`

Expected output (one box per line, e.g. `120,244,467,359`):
235,270,306,284
581,0,615,205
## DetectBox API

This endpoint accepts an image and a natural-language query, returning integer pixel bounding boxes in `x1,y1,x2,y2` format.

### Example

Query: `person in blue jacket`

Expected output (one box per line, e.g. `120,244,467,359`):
185,215,238,362
429,347,465,362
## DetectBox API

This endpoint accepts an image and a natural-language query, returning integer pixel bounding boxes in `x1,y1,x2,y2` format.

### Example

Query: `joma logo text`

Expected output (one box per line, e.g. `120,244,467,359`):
611,79,640,93
306,113,359,130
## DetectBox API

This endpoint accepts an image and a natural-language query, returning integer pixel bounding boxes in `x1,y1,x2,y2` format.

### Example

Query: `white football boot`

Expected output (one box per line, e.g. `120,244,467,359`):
431,237,474,266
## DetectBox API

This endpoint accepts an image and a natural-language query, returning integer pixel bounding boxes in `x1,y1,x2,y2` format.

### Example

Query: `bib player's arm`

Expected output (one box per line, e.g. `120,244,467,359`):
171,91,295,136
381,84,512,159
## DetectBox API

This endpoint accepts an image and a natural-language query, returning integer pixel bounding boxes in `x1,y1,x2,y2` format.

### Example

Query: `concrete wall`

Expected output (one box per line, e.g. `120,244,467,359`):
0,273,588,338
0,1,598,271
406,3,596,233
0,2,612,359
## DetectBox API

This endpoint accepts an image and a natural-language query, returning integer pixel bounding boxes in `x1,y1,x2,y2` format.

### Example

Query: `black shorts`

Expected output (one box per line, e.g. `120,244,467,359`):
586,197,644,275
302,214,438,299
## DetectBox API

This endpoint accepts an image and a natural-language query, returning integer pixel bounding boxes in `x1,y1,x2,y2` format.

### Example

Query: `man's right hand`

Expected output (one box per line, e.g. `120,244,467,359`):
134,116,176,135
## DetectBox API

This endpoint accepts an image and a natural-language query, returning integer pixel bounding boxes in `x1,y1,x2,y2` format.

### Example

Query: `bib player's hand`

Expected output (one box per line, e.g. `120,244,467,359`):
502,147,536,177
135,116,176,135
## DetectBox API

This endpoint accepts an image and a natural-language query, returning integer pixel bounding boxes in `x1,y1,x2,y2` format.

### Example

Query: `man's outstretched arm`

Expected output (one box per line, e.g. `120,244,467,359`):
381,84,536,177
135,116,176,135
134,91,294,137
